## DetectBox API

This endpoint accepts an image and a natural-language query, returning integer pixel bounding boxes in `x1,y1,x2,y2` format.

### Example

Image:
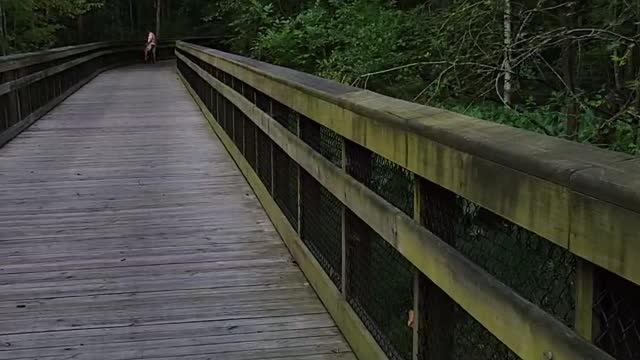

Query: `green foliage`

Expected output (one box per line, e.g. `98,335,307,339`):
215,0,640,155
4,0,639,154
2,0,104,52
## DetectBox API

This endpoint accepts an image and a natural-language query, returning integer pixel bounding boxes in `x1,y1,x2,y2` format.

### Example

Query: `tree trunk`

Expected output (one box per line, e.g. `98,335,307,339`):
129,0,135,34
562,5,579,140
0,1,5,56
155,0,161,39
503,0,513,106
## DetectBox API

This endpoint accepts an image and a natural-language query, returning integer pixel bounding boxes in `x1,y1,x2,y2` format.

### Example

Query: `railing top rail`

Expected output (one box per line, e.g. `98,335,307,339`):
175,45,618,360
177,41,638,212
177,40,640,287
0,37,224,74
0,41,131,73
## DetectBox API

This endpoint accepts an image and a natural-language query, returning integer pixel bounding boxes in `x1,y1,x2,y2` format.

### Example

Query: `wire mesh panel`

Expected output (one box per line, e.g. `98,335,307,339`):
455,200,576,326
256,90,271,115
418,177,519,359
224,98,234,137
243,83,257,104
418,273,520,360
418,176,576,328
232,76,243,94
273,144,299,231
271,99,298,134
346,210,414,360
346,140,413,217
234,111,244,153
300,169,343,288
594,268,640,359
0,93,9,132
214,91,222,125
300,115,342,167
244,119,257,170
256,127,273,193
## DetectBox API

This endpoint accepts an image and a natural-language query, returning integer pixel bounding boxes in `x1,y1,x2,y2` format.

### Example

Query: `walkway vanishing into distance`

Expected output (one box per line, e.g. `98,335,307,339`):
0,62,355,360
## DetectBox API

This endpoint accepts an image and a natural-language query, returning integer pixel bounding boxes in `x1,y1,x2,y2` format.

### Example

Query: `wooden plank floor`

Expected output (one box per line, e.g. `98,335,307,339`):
0,62,355,360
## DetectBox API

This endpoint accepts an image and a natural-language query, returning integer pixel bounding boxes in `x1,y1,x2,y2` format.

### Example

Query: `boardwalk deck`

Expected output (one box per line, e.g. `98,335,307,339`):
0,62,354,360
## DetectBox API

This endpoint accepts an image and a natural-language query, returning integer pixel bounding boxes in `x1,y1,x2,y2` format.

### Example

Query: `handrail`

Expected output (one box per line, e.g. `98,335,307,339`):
0,37,226,148
175,40,635,360
0,42,119,73
176,41,640,286
0,42,140,147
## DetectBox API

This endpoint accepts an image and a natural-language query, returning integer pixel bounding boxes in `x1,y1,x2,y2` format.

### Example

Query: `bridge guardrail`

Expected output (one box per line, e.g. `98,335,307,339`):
176,40,640,360
0,41,139,147
0,37,225,147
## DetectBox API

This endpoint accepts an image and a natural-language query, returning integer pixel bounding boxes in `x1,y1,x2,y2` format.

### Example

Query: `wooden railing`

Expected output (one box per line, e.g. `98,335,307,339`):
176,40,640,360
0,41,139,146
0,37,225,147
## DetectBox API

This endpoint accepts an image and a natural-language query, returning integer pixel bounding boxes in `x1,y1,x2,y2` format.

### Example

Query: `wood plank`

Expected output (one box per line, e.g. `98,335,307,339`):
0,62,353,359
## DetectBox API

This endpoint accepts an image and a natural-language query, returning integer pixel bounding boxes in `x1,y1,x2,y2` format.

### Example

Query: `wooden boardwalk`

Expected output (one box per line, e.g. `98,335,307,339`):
0,62,354,360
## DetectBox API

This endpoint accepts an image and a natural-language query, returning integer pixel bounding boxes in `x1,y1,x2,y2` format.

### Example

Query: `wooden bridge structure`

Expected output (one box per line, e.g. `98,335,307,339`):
0,40,638,360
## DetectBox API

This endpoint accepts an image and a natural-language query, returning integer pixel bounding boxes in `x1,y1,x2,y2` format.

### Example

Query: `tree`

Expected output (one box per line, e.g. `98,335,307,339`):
156,0,161,38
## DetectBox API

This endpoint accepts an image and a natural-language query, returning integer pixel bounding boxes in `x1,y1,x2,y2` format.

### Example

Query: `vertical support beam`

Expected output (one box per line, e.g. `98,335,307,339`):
412,178,422,360
575,258,595,341
341,137,348,296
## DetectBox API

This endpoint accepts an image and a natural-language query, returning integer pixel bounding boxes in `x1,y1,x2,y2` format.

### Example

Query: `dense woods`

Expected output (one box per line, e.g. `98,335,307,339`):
1,0,639,153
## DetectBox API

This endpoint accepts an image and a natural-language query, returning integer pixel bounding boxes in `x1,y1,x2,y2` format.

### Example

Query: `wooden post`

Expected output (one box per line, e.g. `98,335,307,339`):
155,0,161,39
412,178,422,360
575,258,595,340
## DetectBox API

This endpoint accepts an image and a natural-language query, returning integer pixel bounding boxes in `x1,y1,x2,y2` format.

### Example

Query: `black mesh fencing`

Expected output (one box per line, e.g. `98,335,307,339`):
418,273,520,360
300,115,342,167
418,178,519,359
300,169,343,288
234,111,244,153
273,144,300,230
244,119,257,169
346,210,414,360
455,200,576,327
419,177,576,328
594,268,640,360
346,140,414,217
176,52,625,360
256,127,273,193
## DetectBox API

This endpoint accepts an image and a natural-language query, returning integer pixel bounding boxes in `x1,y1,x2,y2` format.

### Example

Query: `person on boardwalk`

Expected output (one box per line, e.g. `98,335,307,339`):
144,30,157,63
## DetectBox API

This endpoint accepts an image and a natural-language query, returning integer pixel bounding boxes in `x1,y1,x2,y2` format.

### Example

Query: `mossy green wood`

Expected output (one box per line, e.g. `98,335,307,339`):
178,69,389,360
177,42,640,288
177,53,614,360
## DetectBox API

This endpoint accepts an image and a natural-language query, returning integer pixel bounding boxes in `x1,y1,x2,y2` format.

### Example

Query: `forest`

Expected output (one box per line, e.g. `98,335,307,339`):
1,0,639,154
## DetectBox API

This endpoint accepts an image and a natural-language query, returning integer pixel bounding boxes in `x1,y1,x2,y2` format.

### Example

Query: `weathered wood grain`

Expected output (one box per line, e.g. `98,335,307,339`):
0,62,352,359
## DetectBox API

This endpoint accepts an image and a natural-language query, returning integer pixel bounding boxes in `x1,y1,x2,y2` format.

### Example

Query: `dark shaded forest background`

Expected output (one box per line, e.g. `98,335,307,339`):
1,0,639,154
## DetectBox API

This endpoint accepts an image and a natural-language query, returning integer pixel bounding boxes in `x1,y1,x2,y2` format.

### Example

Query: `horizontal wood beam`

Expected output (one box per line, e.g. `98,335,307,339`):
178,52,614,360
178,69,389,360
177,41,640,288
0,47,138,96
